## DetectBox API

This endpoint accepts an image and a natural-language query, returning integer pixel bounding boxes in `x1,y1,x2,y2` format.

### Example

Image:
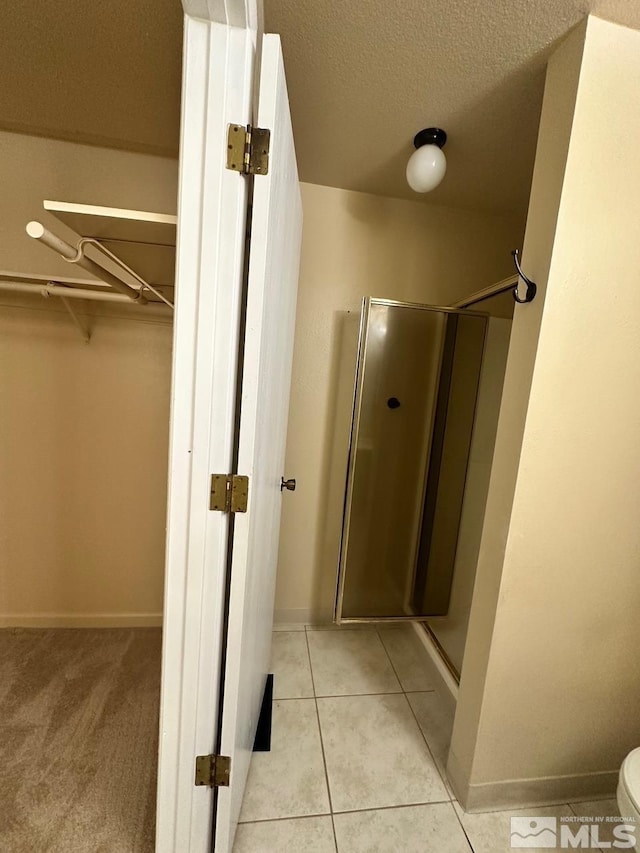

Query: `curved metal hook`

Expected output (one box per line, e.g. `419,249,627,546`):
511,249,537,304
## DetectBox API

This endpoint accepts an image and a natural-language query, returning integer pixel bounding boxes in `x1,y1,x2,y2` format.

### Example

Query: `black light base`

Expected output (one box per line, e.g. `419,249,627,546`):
252,673,274,752
413,127,447,150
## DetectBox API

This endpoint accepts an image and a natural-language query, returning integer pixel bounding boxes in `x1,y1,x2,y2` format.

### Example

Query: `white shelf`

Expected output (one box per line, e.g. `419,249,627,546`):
43,200,177,288
43,200,176,244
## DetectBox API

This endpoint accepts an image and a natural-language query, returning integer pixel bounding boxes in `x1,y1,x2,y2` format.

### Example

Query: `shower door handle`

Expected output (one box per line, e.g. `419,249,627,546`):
280,477,297,492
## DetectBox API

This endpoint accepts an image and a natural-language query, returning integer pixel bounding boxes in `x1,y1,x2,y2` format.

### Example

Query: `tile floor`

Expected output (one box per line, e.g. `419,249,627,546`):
233,624,626,852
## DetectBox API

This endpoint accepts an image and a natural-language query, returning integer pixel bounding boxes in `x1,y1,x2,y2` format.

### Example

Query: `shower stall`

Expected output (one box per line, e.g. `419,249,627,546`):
335,296,512,678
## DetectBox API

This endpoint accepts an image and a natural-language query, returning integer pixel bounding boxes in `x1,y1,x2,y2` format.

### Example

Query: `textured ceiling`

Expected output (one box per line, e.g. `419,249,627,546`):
266,0,640,215
0,0,183,156
1,1,640,217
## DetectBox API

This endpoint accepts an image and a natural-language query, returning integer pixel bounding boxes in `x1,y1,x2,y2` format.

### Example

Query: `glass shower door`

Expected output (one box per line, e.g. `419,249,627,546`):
335,298,487,622
424,313,513,672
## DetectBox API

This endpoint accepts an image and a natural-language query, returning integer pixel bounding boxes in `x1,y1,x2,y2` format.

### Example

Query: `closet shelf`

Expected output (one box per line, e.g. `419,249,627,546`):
43,200,177,290
0,201,178,342
44,200,177,245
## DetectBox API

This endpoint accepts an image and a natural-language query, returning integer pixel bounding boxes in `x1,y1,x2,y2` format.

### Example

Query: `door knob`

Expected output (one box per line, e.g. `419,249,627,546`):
280,477,296,492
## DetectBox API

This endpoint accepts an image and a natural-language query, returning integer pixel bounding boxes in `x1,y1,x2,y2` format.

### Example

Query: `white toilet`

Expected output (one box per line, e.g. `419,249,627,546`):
618,747,640,849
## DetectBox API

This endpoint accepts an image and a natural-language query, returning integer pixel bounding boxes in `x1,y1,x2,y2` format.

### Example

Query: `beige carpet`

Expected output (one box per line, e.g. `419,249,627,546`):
0,628,162,853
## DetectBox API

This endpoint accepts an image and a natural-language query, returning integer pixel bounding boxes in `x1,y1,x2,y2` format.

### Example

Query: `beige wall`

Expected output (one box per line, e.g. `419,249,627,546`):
275,182,524,623
0,132,177,625
449,16,640,809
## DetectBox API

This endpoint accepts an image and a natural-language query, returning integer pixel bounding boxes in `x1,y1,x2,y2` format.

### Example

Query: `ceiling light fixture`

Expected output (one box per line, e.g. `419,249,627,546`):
406,127,447,193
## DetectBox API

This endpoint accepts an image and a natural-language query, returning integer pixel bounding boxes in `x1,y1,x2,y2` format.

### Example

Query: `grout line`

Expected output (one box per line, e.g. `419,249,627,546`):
304,626,339,853
271,694,317,702
236,800,470,828
447,799,476,852
372,628,403,692
238,811,332,827
331,798,454,816
275,627,464,847
449,800,586,853
375,624,453,801
272,631,589,852
568,796,623,853
274,690,435,702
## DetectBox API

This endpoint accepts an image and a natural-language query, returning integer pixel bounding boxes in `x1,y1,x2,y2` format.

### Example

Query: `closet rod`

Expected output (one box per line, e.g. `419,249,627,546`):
26,221,144,303
0,280,132,303
452,274,518,309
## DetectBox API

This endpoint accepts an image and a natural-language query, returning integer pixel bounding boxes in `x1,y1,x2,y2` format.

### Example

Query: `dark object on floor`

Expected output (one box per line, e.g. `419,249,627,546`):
253,673,274,752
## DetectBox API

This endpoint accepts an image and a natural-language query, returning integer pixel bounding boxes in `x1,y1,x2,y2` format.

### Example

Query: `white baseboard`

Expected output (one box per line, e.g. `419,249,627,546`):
0,613,163,628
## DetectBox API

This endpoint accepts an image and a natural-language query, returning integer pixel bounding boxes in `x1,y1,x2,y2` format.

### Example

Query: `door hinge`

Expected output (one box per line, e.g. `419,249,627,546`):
210,474,249,513
227,124,271,176
194,754,231,788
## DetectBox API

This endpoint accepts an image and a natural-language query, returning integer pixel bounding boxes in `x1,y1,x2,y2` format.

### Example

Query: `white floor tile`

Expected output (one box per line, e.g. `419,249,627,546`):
273,623,306,632
453,800,574,853
271,632,314,699
377,624,439,692
318,694,448,813
333,803,471,852
307,629,401,697
233,816,336,852
406,691,454,777
569,799,635,850
239,699,330,822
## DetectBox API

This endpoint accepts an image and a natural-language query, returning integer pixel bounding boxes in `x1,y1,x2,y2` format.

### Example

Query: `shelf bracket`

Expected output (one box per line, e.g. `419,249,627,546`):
58,294,91,343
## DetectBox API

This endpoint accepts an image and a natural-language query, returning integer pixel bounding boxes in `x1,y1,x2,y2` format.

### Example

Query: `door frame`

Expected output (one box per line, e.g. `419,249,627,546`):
156,2,260,851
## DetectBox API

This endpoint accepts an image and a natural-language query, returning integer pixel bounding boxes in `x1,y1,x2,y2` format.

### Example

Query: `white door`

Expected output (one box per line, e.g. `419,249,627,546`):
156,6,302,851
156,6,259,853
213,34,302,852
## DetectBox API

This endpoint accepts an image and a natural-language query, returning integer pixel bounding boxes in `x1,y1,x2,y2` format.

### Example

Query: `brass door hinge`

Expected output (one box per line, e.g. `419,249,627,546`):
227,124,270,176
210,474,249,513
195,754,231,788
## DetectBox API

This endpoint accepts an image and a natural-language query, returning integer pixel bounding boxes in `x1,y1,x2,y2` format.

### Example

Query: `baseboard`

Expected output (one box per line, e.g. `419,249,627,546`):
447,747,618,813
273,607,315,626
412,621,459,713
0,613,163,628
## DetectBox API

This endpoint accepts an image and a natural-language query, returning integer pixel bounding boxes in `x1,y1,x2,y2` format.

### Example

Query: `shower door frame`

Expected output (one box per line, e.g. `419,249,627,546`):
334,296,488,625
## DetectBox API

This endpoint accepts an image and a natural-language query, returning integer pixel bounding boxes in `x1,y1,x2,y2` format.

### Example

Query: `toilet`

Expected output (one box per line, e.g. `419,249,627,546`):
618,747,640,849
